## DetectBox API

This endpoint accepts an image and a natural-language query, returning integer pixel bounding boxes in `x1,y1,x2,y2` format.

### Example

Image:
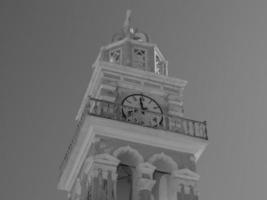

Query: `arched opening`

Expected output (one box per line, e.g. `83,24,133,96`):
149,153,178,200
113,146,143,200
113,146,144,167
117,163,133,200
152,171,171,200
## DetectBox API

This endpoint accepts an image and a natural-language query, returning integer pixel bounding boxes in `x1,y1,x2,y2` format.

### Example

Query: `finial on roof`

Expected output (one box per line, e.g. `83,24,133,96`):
123,9,132,30
111,10,150,43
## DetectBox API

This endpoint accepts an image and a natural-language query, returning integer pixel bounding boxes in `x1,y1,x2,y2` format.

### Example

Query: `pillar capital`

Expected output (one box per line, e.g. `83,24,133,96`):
136,178,156,192
87,153,120,180
135,162,156,196
94,153,120,167
136,162,156,179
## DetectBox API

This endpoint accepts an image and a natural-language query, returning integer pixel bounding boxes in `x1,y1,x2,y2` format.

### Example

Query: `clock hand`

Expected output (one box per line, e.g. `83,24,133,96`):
127,110,133,116
139,97,147,110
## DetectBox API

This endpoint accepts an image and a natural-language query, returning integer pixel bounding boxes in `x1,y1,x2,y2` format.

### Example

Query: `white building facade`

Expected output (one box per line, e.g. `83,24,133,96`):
57,11,208,200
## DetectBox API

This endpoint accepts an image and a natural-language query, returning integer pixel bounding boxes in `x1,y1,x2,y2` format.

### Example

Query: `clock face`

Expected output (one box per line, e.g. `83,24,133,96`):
121,94,163,127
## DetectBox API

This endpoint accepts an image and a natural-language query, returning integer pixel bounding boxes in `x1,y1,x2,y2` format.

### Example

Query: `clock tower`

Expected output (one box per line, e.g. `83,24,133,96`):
58,10,208,200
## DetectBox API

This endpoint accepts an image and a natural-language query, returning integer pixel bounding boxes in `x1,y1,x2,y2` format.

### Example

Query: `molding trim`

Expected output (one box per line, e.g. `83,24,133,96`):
101,62,187,87
82,156,94,175
90,116,207,161
172,168,200,181
103,37,158,50
94,153,120,166
58,115,207,192
57,123,95,191
75,65,102,121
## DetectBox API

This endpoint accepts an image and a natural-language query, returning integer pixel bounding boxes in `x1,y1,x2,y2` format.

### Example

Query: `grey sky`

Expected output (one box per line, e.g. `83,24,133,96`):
1,0,267,200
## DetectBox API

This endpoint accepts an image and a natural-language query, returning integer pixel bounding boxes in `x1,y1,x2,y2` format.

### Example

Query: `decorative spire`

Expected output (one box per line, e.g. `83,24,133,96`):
111,10,150,43
123,9,132,34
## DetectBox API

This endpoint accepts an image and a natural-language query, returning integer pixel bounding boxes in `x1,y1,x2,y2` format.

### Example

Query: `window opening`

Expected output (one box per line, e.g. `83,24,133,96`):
117,164,132,200
132,48,146,69
155,54,161,75
155,52,167,75
109,48,121,64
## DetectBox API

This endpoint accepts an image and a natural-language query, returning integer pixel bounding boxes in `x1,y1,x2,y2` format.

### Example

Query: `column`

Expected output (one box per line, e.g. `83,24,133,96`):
135,162,156,200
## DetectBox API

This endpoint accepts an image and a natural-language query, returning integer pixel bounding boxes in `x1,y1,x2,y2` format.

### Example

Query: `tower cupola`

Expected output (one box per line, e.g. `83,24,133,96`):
98,10,168,76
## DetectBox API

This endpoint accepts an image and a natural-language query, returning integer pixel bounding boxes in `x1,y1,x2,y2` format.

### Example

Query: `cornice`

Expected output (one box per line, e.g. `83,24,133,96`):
99,62,188,87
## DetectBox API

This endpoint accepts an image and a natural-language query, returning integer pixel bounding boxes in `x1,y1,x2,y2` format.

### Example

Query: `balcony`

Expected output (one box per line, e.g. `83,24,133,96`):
81,97,208,140
59,97,208,175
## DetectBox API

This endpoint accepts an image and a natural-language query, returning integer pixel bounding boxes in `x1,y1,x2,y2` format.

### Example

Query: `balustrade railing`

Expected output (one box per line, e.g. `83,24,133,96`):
87,97,207,140
59,97,207,173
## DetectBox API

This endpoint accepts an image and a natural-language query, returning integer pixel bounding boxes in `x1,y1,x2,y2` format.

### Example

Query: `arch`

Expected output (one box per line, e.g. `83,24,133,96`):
116,163,133,200
148,152,178,173
154,170,177,200
113,145,144,166
113,146,144,200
